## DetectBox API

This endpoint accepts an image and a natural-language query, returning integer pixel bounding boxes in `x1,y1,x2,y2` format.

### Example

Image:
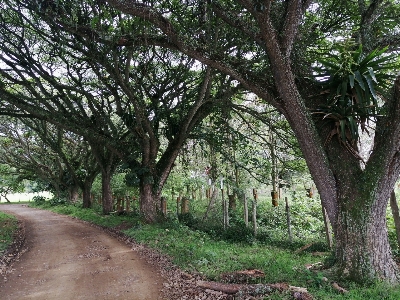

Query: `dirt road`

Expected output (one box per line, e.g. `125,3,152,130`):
0,205,164,300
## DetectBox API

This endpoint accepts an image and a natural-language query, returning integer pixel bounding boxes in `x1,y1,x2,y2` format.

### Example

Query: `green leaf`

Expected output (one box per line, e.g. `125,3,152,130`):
364,74,378,100
90,16,100,28
359,46,388,67
339,119,346,142
319,59,340,71
354,70,365,91
368,54,397,67
368,67,377,83
354,44,363,64
354,85,364,105
349,74,355,88
359,48,378,66
347,116,358,139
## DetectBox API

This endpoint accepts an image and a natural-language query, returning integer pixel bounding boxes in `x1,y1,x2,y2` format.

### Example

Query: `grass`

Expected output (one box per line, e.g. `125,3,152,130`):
0,211,18,254
29,201,141,229
17,201,400,299
123,220,322,284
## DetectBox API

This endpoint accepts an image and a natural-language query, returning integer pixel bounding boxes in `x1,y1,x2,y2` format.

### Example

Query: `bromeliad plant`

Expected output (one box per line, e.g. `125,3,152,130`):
313,41,397,151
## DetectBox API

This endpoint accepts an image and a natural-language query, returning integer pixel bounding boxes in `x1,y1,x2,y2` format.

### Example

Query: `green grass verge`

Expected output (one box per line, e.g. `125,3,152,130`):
0,211,18,254
28,202,400,299
29,202,140,229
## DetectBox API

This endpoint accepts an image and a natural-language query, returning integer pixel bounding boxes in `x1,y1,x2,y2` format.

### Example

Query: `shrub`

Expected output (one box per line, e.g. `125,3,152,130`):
49,196,67,206
32,195,47,205
221,213,255,244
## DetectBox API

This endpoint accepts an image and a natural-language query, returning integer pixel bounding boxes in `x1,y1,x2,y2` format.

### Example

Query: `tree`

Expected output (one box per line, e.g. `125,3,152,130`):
0,164,24,202
0,117,102,204
0,0,238,221
0,119,73,198
18,118,100,207
99,0,400,282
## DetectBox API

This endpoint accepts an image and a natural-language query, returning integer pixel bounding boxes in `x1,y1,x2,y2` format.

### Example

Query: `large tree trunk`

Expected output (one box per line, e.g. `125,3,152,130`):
101,169,113,214
334,174,399,282
68,184,80,203
140,182,159,223
82,179,93,208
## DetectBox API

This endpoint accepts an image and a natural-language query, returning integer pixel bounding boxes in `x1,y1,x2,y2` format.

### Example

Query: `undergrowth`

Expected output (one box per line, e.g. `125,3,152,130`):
0,211,18,254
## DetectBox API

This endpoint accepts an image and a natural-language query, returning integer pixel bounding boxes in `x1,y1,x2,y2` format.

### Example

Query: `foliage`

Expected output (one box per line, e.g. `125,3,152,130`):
49,196,67,206
314,41,398,145
0,118,99,202
0,211,18,253
220,213,255,244
32,195,47,205
0,164,24,202
1,0,400,282
0,0,243,220
257,192,326,243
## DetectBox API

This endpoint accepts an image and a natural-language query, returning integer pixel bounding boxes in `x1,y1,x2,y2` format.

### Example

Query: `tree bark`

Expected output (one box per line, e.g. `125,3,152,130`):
390,190,400,250
322,205,333,249
140,182,158,223
68,184,80,203
101,169,113,214
82,179,93,208
334,185,399,282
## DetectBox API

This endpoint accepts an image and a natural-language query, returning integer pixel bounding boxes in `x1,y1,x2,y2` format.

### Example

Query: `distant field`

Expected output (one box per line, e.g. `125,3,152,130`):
0,192,52,203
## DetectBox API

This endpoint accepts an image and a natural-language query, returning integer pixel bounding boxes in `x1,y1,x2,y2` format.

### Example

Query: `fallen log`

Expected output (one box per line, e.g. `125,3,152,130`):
220,269,265,283
197,280,313,299
197,281,241,294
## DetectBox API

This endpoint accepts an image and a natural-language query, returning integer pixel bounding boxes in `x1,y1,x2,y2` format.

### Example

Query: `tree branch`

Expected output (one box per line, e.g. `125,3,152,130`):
280,0,303,57
106,0,281,111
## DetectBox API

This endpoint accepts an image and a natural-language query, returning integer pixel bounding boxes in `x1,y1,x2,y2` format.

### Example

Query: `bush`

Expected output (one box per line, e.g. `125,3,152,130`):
32,195,47,205
221,213,255,243
178,212,197,227
49,196,67,206
178,211,256,244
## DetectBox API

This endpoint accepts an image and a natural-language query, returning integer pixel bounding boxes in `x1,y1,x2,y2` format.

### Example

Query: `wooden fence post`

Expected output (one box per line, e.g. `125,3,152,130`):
271,190,279,207
244,193,248,227
252,189,258,236
224,194,229,228
161,196,167,216
116,196,121,212
222,187,226,229
181,197,189,214
176,196,181,216
121,197,125,212
125,195,130,212
285,197,292,242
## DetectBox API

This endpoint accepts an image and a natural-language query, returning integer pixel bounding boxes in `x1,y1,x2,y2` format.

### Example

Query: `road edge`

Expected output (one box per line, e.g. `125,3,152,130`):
0,218,27,279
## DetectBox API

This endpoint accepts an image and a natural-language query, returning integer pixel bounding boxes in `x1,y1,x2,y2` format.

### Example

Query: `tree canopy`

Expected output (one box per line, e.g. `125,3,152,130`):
1,0,400,283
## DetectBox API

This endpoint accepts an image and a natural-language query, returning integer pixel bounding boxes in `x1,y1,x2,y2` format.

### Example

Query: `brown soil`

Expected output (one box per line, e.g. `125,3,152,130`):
0,204,311,300
0,204,163,300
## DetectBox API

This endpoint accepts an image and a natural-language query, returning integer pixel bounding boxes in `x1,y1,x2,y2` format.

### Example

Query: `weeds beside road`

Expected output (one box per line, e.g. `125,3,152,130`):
5,201,394,300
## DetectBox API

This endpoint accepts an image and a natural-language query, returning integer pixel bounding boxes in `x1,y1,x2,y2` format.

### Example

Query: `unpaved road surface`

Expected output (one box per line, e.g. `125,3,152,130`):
0,205,163,300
